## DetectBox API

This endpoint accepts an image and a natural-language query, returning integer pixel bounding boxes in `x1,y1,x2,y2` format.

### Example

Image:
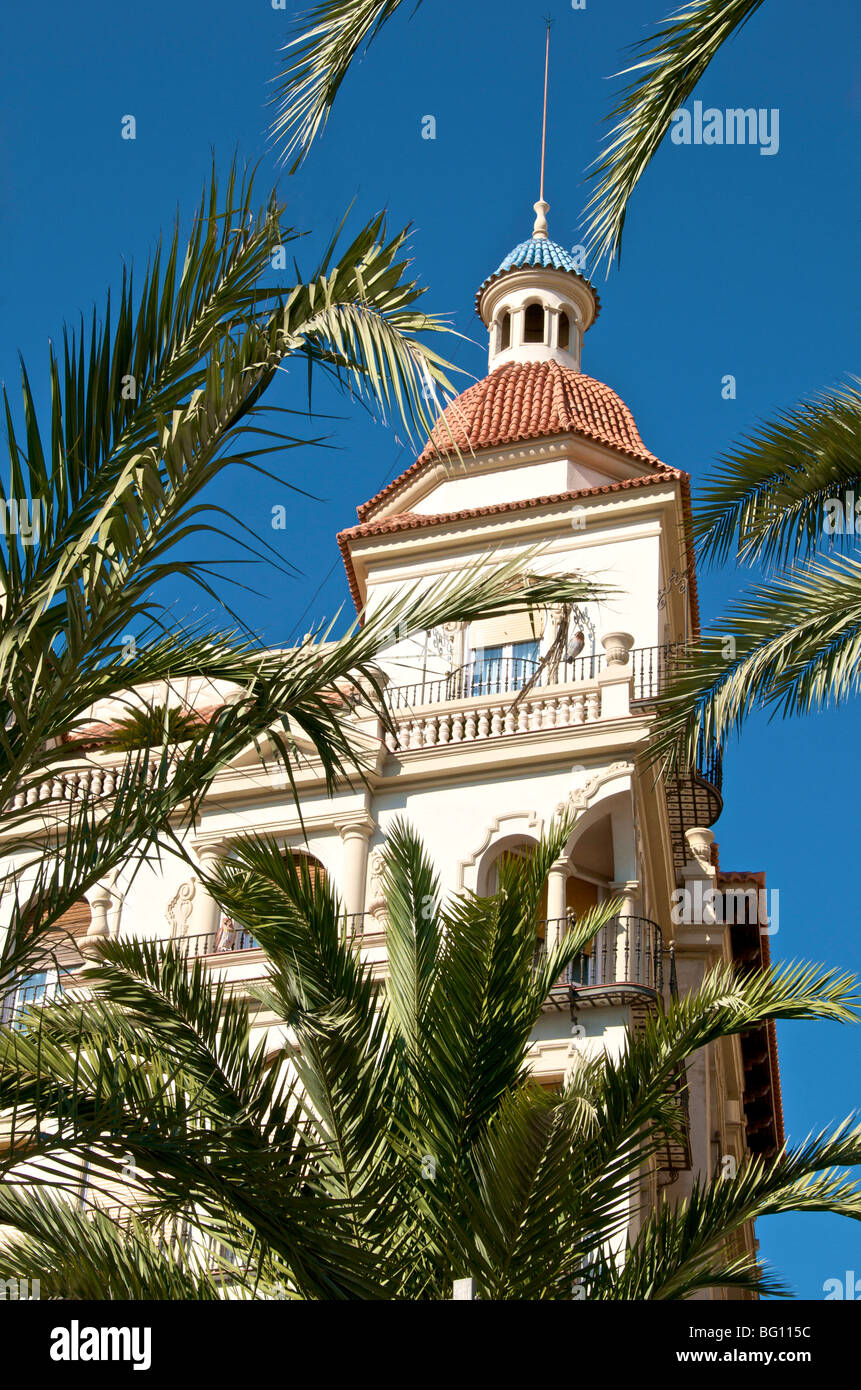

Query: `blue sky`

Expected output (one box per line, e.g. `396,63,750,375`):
2,0,860,1297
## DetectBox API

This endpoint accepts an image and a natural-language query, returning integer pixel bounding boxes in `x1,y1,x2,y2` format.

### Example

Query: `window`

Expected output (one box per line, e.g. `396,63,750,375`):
499,311,511,350
523,303,545,343
558,311,570,351
471,639,539,695
1,969,52,1027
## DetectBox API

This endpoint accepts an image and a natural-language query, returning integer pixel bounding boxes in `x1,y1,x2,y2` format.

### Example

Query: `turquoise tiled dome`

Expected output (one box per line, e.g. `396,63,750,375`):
495,237,580,274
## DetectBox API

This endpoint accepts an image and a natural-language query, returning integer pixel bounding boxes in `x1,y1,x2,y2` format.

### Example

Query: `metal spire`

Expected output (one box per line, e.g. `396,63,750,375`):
533,19,552,238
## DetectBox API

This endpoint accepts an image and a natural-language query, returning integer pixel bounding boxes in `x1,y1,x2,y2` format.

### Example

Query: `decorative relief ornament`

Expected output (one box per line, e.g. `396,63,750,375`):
367,847,389,921
555,761,634,816
166,879,196,938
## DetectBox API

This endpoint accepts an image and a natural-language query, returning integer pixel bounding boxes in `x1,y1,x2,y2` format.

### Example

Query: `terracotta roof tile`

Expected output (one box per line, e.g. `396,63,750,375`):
358,362,669,523
419,361,663,466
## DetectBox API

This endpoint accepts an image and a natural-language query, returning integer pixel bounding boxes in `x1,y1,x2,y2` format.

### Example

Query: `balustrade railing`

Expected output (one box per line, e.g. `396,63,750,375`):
533,915,664,995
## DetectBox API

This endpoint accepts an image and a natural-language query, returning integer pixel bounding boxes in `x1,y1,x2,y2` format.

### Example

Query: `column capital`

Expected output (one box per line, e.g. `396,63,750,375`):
610,879,640,894
191,837,232,864
338,817,375,842
549,858,571,876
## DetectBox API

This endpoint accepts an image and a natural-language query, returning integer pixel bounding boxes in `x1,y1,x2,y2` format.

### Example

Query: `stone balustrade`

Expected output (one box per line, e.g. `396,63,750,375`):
385,681,603,752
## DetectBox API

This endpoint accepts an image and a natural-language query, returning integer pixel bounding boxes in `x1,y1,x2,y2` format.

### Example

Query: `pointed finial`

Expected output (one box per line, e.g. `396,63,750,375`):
535,19,552,239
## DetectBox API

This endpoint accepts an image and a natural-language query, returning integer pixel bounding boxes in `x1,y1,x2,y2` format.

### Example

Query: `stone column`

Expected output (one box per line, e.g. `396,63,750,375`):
546,859,570,951
188,840,230,949
609,878,640,983
339,819,375,925
598,631,634,719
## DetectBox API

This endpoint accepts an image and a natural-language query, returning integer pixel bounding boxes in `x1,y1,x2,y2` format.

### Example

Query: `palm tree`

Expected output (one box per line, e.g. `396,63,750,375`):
575,1,861,768
1,819,860,1299
0,157,605,1002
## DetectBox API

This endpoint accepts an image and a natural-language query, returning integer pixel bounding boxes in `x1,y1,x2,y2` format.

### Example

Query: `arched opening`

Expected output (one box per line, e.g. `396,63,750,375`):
479,837,548,929
1,898,92,1022
499,311,511,351
523,302,545,344
564,874,600,984
285,849,328,894
558,311,570,351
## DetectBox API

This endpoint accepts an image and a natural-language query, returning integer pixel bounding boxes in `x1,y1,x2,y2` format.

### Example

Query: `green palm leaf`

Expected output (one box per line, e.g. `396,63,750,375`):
583,0,767,268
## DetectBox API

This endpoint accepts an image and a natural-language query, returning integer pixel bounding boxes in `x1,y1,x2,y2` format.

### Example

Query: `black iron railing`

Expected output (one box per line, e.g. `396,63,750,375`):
180,928,260,958
0,971,75,1027
386,653,606,711
533,915,664,995
630,643,686,702
385,643,697,712
696,741,723,793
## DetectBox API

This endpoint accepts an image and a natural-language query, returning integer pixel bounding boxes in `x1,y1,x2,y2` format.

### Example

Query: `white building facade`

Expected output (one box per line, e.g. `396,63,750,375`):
1,205,782,1296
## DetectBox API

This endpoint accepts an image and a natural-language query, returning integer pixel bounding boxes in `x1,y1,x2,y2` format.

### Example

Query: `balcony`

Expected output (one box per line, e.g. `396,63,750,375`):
383,644,723,863
383,654,606,751
167,914,665,1009
381,644,703,752
534,914,665,1006
181,927,260,959
385,653,605,711
385,645,692,715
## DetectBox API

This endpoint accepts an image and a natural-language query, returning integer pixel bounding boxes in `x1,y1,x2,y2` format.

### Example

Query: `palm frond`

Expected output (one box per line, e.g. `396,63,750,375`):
650,554,861,768
270,0,408,168
694,380,861,570
583,0,767,269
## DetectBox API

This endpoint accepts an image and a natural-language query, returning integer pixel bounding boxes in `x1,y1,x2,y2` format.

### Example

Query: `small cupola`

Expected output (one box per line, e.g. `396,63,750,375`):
476,201,600,374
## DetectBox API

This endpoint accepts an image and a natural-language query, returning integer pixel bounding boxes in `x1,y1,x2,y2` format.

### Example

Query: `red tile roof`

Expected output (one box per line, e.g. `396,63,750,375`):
358,362,671,523
420,360,660,463
341,360,700,633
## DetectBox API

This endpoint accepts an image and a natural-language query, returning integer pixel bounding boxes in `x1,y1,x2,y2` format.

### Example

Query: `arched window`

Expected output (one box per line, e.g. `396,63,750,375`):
0,897,92,1022
499,311,511,351
213,850,330,954
480,839,547,919
524,302,545,343
558,311,570,351
285,850,328,895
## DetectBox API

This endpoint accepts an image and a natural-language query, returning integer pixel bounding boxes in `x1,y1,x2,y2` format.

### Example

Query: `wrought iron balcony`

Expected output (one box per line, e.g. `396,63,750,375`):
178,927,260,958
177,915,373,958
170,914,664,999
0,971,75,1027
534,914,665,1000
384,643,704,713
